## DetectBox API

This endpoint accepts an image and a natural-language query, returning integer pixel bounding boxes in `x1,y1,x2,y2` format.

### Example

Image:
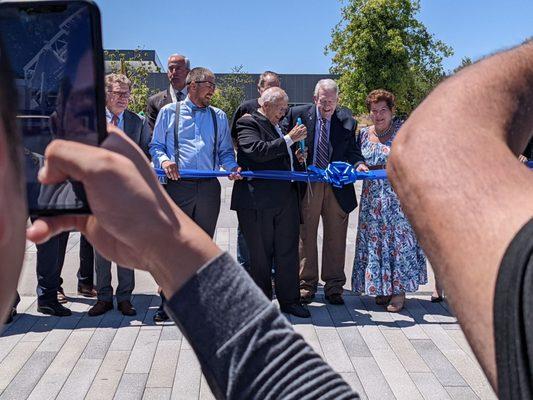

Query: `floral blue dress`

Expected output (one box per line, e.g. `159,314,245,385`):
352,121,427,296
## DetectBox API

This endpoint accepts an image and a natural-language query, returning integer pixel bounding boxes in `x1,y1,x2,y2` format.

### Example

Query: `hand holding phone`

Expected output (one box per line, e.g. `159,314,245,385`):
0,0,106,216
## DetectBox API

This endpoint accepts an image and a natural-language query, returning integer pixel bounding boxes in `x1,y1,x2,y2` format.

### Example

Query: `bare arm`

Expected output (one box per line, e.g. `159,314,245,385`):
388,41,533,389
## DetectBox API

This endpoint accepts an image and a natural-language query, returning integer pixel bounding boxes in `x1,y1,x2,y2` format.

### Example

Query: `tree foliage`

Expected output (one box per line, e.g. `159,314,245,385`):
105,49,160,114
326,0,453,115
453,56,473,74
210,66,253,119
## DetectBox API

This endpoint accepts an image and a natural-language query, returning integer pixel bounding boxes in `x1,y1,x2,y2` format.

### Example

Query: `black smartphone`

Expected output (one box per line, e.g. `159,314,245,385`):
0,0,106,216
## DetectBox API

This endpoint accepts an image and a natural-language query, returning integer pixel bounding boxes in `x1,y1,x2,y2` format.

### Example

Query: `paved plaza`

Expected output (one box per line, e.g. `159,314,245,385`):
1,180,496,399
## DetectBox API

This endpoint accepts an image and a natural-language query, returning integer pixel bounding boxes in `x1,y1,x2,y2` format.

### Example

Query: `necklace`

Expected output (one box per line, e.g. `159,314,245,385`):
374,121,394,138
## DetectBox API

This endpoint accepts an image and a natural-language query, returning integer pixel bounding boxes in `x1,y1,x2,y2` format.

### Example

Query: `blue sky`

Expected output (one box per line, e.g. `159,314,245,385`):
93,0,533,74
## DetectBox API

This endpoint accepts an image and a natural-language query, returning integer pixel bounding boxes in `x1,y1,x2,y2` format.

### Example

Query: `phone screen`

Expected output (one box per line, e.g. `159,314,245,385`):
0,1,105,215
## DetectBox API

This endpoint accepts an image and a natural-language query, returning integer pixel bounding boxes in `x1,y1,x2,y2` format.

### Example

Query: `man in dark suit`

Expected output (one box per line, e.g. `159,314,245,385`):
283,79,368,305
231,87,310,318
87,73,150,317
230,71,281,272
145,54,190,130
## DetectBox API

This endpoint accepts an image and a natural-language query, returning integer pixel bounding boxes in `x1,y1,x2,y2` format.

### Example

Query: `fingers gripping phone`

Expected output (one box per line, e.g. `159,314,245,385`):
0,0,106,216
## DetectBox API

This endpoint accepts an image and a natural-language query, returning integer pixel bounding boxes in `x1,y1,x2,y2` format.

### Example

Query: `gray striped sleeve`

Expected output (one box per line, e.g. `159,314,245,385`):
165,252,359,400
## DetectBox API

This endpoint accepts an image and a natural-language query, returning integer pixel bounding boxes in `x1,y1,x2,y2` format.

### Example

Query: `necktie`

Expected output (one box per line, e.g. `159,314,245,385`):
315,117,329,169
177,91,184,101
111,114,119,126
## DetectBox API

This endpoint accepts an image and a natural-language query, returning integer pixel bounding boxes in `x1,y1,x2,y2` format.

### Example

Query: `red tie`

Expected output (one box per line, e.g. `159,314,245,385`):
111,114,119,126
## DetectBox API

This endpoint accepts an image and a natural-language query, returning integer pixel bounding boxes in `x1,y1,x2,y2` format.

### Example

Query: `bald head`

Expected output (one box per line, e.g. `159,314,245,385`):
167,54,190,91
259,87,288,106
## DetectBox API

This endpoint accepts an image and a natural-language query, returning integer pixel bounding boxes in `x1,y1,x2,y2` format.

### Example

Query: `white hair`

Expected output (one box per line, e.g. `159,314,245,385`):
168,54,190,69
259,87,289,106
314,79,339,97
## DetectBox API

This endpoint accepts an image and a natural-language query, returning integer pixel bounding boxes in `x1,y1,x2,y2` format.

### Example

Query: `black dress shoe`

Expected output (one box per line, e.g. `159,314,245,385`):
300,293,315,304
38,301,72,316
88,301,113,317
280,303,311,318
325,293,345,305
118,300,137,316
153,308,169,322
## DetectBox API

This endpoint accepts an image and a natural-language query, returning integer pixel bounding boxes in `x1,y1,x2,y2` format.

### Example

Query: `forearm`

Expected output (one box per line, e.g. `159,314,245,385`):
388,41,533,388
164,253,358,400
147,202,222,298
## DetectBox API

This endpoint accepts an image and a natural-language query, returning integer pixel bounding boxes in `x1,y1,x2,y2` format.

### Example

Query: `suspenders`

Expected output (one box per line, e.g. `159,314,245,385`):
173,101,218,171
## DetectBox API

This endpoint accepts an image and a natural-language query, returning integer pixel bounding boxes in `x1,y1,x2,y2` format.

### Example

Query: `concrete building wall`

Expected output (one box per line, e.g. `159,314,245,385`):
147,72,337,104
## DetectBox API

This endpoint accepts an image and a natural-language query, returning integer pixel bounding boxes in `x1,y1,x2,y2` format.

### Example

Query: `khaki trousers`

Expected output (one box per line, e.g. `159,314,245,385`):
299,182,348,296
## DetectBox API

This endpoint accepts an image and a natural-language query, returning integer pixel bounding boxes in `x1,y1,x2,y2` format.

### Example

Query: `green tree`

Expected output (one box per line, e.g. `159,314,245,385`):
326,0,453,115
453,56,473,74
210,66,253,119
105,49,161,114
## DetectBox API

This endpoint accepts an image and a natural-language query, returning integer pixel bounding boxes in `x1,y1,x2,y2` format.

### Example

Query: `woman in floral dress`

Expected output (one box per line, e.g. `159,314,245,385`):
352,90,427,312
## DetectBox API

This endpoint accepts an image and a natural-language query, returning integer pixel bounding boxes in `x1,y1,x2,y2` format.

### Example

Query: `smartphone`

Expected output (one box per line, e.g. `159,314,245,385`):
0,0,106,216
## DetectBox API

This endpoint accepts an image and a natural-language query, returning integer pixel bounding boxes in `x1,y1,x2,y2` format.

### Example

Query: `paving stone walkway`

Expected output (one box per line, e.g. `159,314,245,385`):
1,180,496,399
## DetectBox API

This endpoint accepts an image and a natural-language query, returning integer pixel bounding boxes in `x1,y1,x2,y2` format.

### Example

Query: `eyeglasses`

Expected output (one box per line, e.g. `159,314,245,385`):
109,91,131,99
195,80,216,89
370,107,391,116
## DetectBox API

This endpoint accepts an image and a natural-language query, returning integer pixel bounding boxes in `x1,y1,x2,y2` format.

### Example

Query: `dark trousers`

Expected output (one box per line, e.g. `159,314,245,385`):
36,232,69,304
78,235,94,286
237,189,300,305
95,252,135,303
165,178,221,236
236,226,250,271
159,178,221,310
36,232,94,304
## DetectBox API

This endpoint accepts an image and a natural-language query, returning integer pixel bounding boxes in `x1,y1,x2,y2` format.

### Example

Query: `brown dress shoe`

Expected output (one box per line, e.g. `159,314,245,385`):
78,284,97,298
57,288,67,304
88,300,113,317
118,300,137,316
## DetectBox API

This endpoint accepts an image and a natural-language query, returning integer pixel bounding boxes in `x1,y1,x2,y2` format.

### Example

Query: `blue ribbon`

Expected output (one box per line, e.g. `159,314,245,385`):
154,161,386,186
154,160,532,187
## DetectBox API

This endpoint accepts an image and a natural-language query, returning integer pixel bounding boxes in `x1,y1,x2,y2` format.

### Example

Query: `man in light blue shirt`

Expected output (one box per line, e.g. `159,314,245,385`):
150,66,241,235
150,67,241,323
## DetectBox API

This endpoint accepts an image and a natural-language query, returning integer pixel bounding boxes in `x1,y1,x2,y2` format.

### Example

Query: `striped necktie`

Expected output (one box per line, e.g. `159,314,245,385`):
111,114,119,126
315,117,329,169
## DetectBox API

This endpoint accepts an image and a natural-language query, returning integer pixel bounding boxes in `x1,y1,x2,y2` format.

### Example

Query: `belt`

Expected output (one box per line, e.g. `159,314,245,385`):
367,164,386,170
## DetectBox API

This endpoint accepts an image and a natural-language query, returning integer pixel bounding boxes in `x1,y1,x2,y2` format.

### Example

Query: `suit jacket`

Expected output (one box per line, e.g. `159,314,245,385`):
230,98,260,142
123,109,151,159
230,111,298,210
145,88,173,131
282,104,364,214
